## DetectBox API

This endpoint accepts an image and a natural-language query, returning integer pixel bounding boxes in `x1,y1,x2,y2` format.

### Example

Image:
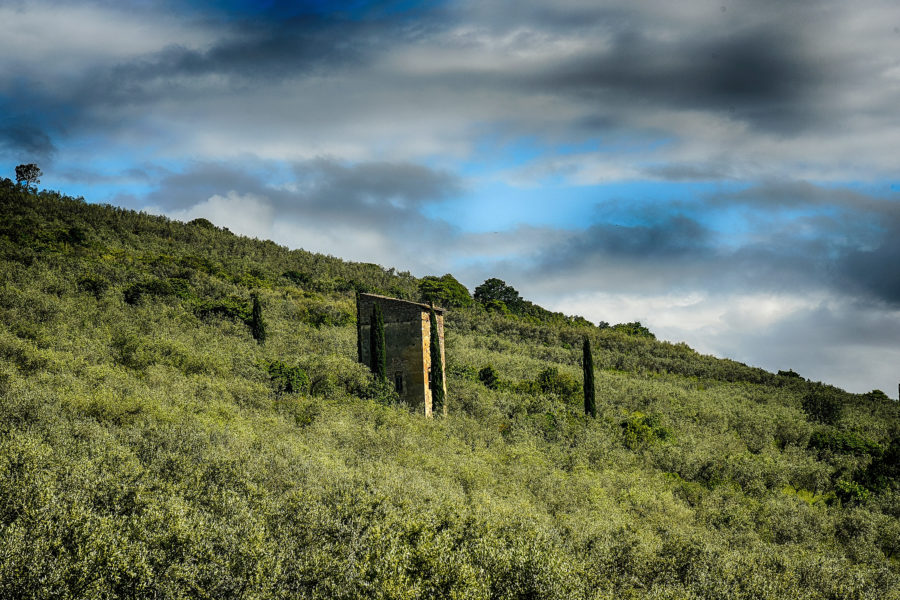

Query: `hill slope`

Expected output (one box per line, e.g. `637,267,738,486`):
1,179,899,599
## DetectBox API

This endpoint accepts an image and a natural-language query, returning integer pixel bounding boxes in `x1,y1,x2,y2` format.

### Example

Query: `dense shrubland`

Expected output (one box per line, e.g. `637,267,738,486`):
1,179,899,598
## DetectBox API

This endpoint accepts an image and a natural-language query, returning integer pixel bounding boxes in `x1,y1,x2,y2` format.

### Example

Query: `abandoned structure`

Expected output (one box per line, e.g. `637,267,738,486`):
356,293,447,417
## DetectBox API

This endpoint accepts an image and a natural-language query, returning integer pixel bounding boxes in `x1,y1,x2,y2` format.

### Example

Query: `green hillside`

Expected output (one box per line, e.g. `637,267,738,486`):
1,179,899,599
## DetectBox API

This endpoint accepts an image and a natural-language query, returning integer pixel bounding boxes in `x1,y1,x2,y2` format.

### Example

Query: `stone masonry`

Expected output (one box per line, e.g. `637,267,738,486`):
357,293,447,417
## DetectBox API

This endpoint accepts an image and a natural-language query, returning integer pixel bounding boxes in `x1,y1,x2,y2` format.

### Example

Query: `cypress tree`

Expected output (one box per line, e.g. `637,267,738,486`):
582,335,596,418
355,292,363,364
370,303,386,381
250,293,267,344
429,307,445,415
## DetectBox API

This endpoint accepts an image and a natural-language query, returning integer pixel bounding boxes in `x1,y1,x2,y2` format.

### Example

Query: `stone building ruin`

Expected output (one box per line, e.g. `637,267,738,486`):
356,293,447,417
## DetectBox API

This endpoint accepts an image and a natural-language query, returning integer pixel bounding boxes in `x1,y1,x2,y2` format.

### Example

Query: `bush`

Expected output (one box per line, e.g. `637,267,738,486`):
478,365,501,390
192,296,250,323
123,278,177,305
621,411,672,449
267,361,310,395
76,274,109,298
801,386,844,425
611,321,655,339
535,367,580,401
808,429,882,457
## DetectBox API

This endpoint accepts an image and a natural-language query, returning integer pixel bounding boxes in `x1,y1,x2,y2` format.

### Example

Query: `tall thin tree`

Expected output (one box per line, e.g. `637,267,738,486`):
582,335,596,418
370,303,386,381
355,292,363,364
429,306,445,415
250,293,267,344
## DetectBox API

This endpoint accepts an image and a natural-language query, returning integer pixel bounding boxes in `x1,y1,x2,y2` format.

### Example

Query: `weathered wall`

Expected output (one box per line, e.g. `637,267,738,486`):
357,293,445,416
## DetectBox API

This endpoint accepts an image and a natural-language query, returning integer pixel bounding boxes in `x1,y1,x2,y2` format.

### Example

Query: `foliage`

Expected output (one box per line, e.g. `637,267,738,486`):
534,366,580,401
621,411,673,449
419,273,473,307
0,183,899,599
370,302,386,381
809,428,882,457
267,360,310,394
778,369,803,379
611,321,656,339
582,336,596,418
14,163,42,190
860,437,900,492
187,217,217,230
864,389,890,402
478,365,500,389
802,384,845,425
250,293,267,343
474,277,522,309
430,307,444,414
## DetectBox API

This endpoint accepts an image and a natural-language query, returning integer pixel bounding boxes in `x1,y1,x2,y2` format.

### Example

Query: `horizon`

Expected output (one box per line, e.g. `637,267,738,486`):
3,0,900,396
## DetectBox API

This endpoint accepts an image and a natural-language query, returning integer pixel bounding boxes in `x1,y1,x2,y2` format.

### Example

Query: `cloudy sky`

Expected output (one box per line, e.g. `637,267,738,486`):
3,0,900,396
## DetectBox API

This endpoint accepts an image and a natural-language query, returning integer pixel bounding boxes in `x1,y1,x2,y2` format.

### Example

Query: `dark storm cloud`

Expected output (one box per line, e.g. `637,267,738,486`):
115,18,369,82
547,216,711,266
838,233,900,305
0,118,56,162
537,27,822,134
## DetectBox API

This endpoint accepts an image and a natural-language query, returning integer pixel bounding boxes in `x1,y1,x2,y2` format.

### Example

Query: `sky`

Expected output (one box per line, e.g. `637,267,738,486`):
3,0,900,397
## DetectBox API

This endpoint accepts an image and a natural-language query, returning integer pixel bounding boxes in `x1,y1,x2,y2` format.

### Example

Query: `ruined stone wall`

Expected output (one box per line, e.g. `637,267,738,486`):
357,293,445,416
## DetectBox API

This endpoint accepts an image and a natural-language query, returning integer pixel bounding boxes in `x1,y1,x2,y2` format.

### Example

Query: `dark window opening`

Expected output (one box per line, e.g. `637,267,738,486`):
394,372,404,394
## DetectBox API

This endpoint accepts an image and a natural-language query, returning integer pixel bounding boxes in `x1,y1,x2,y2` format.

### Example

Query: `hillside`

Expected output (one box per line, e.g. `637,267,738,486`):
1,179,899,599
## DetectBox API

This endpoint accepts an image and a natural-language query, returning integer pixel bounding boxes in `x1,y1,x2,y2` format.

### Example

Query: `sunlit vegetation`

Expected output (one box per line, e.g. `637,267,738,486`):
1,178,899,598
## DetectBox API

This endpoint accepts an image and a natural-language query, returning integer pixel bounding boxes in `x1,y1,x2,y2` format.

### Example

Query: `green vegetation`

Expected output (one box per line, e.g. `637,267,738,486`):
583,336,596,418
250,292,267,343
429,307,444,414
14,163,42,190
419,273,473,307
1,178,899,598
370,302,386,381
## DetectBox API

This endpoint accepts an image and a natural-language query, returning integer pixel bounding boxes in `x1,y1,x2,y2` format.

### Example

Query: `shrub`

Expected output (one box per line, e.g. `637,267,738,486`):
76,274,109,298
835,479,871,505
611,321,655,339
267,361,310,394
192,296,250,323
801,385,844,425
123,278,177,305
535,367,580,401
777,369,803,379
808,429,882,457
282,270,312,287
478,365,500,390
621,411,672,449
188,217,217,229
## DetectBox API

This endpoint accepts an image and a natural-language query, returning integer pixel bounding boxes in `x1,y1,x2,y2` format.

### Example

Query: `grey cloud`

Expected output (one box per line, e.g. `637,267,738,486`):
537,28,822,134
0,118,56,162
133,157,462,245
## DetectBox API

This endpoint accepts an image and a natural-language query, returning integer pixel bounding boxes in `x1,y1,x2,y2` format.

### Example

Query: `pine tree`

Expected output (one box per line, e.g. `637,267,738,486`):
250,293,267,344
582,335,596,418
429,307,445,415
370,303,386,381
